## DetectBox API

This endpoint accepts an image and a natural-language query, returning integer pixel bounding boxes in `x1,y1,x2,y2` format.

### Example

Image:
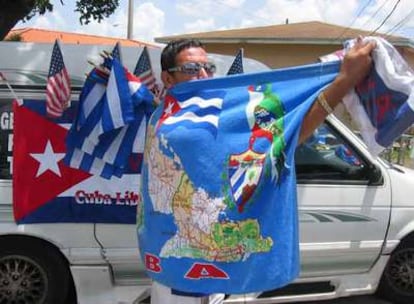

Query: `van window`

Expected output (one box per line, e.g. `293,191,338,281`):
295,122,369,184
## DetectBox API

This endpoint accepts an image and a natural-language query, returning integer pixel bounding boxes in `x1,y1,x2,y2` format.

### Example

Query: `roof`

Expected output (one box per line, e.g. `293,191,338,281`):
6,27,159,48
155,21,413,47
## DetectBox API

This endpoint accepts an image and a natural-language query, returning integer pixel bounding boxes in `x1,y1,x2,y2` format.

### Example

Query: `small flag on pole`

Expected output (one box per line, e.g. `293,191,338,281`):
133,46,156,90
227,48,244,75
64,56,154,179
46,40,71,118
103,42,122,69
111,42,122,62
102,42,122,72
0,71,21,102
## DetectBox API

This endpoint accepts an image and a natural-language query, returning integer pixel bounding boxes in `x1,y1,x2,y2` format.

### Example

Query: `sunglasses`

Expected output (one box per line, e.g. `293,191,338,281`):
167,62,217,75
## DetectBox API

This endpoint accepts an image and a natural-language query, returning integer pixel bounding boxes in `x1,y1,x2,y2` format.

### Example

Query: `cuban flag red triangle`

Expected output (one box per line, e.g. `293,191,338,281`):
13,101,91,222
156,94,181,129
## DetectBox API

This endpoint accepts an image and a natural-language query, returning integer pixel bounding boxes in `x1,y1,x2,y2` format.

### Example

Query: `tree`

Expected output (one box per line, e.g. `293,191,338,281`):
4,33,23,42
0,0,119,40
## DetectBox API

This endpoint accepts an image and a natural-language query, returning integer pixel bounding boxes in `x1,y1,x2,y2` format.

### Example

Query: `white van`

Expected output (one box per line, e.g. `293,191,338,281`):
0,42,414,304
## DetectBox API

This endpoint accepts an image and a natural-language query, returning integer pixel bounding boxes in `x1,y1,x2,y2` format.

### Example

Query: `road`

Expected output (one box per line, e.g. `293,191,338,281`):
301,295,392,303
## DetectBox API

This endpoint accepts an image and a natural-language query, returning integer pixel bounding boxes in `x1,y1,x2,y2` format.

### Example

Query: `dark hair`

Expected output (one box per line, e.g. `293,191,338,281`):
161,39,205,71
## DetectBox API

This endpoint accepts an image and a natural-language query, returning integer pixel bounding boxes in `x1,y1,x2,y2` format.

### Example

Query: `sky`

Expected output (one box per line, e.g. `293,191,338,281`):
15,0,414,44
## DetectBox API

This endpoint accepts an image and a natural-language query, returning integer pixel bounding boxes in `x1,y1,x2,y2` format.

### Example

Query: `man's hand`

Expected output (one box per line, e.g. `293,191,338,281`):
335,37,377,94
299,37,376,144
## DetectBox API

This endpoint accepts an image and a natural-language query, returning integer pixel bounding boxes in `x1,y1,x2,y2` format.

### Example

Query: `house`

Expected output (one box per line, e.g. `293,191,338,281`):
155,21,414,69
1,28,162,88
5,27,159,49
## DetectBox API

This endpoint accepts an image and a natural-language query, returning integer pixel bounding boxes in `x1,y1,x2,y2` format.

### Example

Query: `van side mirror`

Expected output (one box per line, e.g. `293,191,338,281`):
367,164,383,185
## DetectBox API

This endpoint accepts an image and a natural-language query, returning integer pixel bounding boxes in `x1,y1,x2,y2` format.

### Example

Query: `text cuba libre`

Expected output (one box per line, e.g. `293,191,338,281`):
75,190,140,206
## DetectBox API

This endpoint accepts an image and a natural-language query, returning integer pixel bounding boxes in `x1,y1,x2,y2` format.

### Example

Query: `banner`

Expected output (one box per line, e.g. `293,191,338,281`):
137,61,341,294
12,99,142,224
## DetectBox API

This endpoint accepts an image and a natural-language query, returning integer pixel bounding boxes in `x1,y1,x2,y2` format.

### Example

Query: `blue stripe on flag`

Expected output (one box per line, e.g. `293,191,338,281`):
102,58,135,132
376,102,414,147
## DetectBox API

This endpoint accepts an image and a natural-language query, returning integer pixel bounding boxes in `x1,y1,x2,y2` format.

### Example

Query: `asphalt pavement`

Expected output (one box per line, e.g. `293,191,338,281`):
301,295,392,303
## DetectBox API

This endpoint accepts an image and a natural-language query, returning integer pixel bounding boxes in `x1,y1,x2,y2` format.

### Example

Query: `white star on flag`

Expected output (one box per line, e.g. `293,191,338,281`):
165,101,174,116
30,140,65,177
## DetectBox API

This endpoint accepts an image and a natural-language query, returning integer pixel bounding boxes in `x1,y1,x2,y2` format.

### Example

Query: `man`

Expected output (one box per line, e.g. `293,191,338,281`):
140,38,376,304
160,38,374,143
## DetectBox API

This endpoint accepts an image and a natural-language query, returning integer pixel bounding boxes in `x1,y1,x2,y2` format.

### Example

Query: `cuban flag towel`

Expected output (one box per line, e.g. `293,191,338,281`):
138,61,341,294
138,38,414,294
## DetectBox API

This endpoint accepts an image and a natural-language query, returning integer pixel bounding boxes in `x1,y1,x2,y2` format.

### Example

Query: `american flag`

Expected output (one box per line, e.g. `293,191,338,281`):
46,40,71,118
102,42,122,69
111,42,122,62
227,48,244,75
133,46,156,90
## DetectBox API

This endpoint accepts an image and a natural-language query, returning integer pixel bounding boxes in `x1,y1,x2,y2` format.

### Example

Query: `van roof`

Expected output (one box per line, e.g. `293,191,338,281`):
0,42,270,87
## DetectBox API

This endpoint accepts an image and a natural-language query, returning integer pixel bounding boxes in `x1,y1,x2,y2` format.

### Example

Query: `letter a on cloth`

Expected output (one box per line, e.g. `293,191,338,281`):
137,62,341,294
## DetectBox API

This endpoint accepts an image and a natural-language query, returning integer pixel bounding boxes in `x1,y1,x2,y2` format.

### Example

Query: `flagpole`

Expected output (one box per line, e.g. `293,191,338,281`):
0,72,21,104
127,0,134,39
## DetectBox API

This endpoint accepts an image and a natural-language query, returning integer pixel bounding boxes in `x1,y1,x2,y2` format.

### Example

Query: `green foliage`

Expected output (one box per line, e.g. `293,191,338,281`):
24,0,119,25
23,0,54,21
380,135,414,168
75,0,119,25
4,33,22,41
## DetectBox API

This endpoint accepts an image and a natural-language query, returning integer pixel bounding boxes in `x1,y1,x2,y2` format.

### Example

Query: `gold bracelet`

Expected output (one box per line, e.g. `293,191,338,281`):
317,91,334,114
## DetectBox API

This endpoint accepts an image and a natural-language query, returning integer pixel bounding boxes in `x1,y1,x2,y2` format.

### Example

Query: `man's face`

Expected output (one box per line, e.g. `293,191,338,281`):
162,47,213,88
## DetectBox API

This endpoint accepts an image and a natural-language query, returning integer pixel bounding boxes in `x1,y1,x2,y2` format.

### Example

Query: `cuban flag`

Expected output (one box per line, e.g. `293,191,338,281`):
156,91,225,137
138,61,341,294
322,37,414,156
139,41,414,293
64,57,154,179
12,99,143,224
